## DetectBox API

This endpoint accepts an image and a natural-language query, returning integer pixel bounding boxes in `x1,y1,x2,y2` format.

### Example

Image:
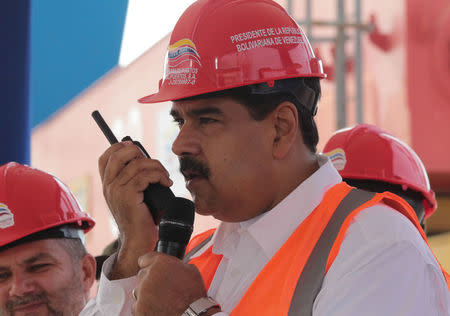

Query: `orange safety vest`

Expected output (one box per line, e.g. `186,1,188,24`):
184,182,450,316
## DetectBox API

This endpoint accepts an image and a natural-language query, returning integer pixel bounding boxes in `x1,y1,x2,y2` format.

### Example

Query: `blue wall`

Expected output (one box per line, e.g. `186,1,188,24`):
30,0,128,128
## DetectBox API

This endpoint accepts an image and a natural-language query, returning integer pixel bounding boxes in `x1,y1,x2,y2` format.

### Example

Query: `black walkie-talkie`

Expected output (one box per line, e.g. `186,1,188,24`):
92,110,174,225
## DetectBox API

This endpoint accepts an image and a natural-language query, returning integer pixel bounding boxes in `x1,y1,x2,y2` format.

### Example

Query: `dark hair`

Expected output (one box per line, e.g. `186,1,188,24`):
344,178,426,227
181,77,321,153
0,224,88,258
57,238,88,262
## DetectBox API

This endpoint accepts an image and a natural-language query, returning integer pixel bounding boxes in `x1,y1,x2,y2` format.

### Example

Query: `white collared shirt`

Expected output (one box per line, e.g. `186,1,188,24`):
81,253,137,315
81,155,450,315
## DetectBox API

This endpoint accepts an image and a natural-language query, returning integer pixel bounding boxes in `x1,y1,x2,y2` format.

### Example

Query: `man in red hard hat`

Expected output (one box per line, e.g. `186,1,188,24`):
83,0,450,315
323,124,437,230
0,162,96,315
322,124,450,286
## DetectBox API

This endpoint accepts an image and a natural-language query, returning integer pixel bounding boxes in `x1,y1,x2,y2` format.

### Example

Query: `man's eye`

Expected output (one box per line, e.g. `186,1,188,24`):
0,272,11,282
28,264,51,273
199,117,217,125
173,118,184,128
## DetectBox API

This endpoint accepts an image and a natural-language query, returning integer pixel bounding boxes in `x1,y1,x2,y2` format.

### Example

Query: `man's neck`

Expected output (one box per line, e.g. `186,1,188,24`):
266,152,320,214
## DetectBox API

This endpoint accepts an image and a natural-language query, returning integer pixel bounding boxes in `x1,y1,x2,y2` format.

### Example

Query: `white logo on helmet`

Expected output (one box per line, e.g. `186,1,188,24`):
230,26,305,53
324,148,347,171
165,39,200,86
0,203,14,229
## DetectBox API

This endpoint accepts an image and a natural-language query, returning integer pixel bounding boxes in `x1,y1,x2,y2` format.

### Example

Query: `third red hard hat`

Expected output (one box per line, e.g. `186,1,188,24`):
0,162,95,247
322,124,437,218
139,0,325,104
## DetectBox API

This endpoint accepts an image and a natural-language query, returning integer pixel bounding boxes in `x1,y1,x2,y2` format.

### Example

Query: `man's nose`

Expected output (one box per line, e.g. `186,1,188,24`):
171,126,201,157
9,274,36,297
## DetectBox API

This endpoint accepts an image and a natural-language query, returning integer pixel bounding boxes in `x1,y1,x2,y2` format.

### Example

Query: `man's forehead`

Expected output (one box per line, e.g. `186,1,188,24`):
0,239,62,265
170,97,242,117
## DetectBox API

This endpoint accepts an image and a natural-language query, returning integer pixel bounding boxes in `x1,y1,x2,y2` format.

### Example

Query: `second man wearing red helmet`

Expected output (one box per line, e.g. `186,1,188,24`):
82,0,450,315
323,124,437,230
0,162,96,315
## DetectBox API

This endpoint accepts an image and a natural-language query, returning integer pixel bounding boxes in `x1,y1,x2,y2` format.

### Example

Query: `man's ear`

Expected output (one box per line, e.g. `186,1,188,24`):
81,253,97,295
271,101,299,159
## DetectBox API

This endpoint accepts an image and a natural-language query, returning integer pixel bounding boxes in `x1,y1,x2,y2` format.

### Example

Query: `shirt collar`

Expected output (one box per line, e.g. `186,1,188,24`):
212,155,342,258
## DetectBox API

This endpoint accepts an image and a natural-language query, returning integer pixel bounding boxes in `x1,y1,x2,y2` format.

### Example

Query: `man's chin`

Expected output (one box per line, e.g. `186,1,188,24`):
194,204,235,222
193,199,218,217
194,205,214,216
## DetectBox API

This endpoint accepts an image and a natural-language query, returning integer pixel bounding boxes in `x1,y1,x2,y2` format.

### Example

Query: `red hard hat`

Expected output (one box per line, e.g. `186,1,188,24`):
322,124,437,218
0,162,95,247
139,0,325,104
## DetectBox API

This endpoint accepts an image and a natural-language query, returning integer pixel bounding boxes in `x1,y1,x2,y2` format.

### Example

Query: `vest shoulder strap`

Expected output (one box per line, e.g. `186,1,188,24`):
288,188,376,316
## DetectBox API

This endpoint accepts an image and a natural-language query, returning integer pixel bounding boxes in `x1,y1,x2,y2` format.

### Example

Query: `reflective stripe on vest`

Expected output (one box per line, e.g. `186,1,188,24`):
288,188,375,315
184,234,214,263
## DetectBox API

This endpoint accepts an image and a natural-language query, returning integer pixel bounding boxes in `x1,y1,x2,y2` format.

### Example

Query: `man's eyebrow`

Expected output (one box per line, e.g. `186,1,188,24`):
23,253,55,265
0,253,55,271
170,109,180,118
170,106,224,118
189,107,224,116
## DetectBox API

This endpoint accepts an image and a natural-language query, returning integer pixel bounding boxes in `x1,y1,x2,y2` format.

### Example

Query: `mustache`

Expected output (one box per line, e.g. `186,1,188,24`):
179,156,210,179
6,292,48,311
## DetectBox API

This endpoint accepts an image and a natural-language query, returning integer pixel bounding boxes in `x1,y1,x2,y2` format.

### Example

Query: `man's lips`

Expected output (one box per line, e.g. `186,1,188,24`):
182,170,204,181
13,301,46,312
183,172,207,192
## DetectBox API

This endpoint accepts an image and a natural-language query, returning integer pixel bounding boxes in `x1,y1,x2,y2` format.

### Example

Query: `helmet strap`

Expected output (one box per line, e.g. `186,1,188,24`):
0,224,86,252
249,79,317,116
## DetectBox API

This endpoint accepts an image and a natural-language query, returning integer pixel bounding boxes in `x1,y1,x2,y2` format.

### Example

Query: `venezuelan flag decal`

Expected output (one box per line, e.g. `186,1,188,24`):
324,148,347,171
0,203,14,229
168,39,201,68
